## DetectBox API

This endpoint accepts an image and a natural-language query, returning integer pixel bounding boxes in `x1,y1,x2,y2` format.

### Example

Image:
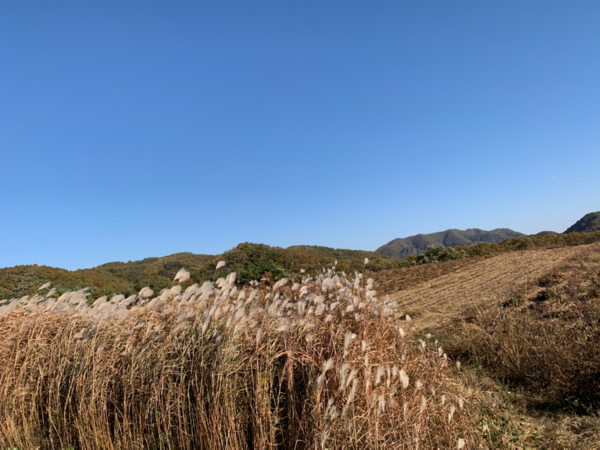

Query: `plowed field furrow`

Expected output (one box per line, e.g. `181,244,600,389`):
383,245,594,330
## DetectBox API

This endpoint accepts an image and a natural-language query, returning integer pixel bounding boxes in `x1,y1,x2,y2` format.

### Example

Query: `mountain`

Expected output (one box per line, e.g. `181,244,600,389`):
376,228,526,258
564,212,600,234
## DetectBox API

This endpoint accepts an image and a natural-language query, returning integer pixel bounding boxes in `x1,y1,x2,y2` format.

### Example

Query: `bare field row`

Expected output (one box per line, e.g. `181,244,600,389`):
379,245,596,329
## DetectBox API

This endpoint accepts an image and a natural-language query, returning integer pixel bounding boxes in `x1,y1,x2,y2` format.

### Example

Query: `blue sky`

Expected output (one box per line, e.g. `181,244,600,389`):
1,1,599,270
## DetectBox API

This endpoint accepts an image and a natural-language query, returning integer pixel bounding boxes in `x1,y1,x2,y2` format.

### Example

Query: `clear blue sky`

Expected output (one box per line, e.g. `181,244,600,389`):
1,1,599,270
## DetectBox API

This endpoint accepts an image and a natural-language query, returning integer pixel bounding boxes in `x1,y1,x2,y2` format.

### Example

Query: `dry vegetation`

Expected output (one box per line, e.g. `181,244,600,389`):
0,267,489,449
370,257,482,297
444,244,600,448
384,246,584,330
378,242,600,448
449,251,600,411
3,241,600,448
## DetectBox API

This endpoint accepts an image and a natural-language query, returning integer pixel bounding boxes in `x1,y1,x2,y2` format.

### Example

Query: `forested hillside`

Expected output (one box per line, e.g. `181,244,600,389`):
0,253,215,300
564,211,600,233
376,228,525,258
0,244,405,300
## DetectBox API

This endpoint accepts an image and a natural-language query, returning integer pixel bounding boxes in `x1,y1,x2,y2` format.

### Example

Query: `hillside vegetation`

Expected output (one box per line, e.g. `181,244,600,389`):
454,229,600,258
286,245,385,260
376,228,525,258
564,211,600,233
5,240,600,448
3,212,598,301
0,244,406,302
4,230,600,303
0,253,216,301
378,241,600,448
449,244,600,412
3,217,600,447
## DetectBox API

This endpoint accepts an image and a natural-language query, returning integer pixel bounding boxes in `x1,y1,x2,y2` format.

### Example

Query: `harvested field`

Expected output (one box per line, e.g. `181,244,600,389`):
377,244,598,330
376,242,600,449
370,257,483,295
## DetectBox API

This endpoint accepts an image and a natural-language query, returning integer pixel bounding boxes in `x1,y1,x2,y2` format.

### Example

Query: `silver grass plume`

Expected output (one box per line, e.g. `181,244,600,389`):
399,369,409,389
272,278,289,291
38,282,51,291
317,358,335,389
448,404,456,423
375,365,386,386
343,332,357,356
346,379,359,406
345,368,358,389
139,287,154,299
174,268,190,283
339,363,351,391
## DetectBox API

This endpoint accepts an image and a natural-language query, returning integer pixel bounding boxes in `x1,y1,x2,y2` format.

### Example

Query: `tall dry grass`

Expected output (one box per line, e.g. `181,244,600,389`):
446,253,600,413
0,269,487,449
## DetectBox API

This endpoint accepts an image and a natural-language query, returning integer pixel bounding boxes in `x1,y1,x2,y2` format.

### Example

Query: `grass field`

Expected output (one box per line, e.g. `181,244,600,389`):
1,243,599,448
376,242,600,448
0,268,488,449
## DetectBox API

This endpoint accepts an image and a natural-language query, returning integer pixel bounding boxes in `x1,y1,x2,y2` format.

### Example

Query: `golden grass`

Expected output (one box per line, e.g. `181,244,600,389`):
446,245,600,410
366,242,600,448
0,271,488,449
385,245,584,329
438,244,600,448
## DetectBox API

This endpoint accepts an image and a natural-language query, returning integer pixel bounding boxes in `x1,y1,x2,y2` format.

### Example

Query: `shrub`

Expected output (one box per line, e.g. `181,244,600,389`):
416,245,466,265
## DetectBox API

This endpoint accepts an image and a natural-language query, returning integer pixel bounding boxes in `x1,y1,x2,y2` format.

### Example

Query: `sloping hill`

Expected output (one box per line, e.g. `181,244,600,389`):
219,243,405,284
375,241,600,448
564,211,600,233
0,244,407,301
286,245,386,260
374,243,597,330
0,252,216,300
376,228,525,258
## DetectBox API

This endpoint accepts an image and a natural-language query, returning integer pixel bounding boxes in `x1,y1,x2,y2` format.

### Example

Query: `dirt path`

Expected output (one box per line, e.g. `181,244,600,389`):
381,244,599,331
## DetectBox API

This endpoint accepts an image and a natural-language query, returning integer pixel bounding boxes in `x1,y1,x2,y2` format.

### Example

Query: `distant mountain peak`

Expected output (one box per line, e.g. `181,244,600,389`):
376,228,525,258
564,211,600,234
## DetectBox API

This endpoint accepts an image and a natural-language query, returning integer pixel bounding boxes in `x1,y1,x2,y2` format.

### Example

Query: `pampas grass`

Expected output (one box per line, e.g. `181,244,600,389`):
0,268,487,449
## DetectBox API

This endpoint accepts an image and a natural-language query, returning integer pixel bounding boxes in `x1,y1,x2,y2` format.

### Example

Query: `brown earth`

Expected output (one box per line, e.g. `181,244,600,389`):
373,243,600,331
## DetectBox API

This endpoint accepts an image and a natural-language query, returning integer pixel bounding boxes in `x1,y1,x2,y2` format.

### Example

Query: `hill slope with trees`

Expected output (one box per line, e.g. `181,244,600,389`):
0,244,405,301
376,228,525,258
3,213,600,302
564,211,600,233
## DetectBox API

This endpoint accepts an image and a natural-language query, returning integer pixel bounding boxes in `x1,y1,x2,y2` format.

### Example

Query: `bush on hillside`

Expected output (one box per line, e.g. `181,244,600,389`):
458,231,600,258
416,245,466,265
